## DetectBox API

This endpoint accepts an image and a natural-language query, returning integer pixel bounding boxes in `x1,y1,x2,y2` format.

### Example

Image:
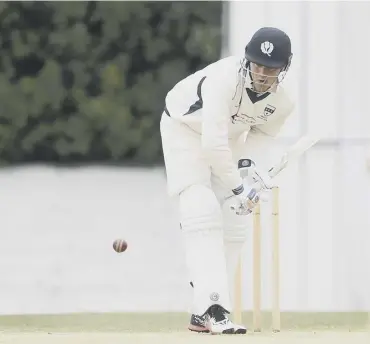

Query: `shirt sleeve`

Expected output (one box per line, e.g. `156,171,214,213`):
201,73,244,194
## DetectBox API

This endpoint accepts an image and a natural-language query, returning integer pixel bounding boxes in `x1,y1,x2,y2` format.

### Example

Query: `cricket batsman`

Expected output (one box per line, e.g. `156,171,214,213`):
160,27,295,334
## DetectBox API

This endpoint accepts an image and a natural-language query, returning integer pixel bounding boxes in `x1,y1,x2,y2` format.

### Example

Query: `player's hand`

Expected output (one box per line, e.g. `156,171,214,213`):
238,158,275,190
249,165,275,190
230,183,261,215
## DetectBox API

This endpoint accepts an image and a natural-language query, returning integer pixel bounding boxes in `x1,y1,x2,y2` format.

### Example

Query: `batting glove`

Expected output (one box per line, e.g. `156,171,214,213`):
238,158,276,190
230,182,261,216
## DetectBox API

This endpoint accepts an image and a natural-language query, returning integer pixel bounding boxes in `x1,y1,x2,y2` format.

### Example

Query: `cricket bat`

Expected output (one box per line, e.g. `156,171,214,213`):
237,135,320,190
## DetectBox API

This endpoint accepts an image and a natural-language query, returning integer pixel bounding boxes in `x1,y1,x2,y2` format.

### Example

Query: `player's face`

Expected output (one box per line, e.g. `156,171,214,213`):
249,62,282,93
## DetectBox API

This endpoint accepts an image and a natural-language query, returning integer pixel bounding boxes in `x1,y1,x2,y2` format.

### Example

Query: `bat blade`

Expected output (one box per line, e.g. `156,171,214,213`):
268,136,320,178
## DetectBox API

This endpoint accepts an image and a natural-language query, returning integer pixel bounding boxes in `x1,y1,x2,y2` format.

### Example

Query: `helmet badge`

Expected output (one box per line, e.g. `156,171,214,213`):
260,41,274,57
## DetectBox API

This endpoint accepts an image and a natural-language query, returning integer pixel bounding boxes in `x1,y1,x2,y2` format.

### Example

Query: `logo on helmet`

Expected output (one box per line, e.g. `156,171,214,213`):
261,41,274,57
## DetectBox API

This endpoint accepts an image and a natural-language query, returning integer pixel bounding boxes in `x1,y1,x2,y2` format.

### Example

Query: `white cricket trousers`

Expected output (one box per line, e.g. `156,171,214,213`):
160,113,251,316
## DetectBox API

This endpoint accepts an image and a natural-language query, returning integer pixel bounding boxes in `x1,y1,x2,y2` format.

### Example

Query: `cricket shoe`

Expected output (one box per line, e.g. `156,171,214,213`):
188,312,246,334
204,304,247,334
188,314,210,333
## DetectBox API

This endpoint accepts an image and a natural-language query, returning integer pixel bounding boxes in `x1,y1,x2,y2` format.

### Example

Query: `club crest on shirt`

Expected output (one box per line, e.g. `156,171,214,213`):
257,104,276,121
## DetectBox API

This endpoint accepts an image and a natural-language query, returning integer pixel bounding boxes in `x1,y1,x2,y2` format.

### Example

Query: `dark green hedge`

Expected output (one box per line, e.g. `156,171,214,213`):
0,1,222,165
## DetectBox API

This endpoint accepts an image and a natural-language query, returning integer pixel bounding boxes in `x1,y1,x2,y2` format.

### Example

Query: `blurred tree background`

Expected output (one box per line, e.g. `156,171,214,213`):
0,1,222,165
